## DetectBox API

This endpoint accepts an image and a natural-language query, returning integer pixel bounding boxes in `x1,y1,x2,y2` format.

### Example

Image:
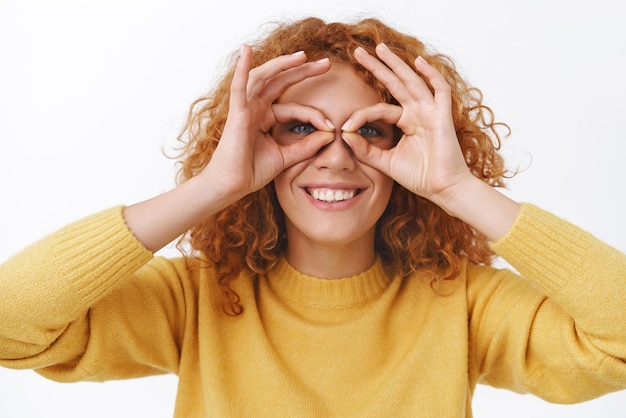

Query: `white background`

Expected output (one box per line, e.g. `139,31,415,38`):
1,0,625,416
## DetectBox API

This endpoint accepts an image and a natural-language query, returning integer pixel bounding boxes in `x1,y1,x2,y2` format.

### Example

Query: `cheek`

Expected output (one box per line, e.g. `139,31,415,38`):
372,173,394,216
273,174,289,207
378,177,394,207
363,165,394,198
273,164,305,207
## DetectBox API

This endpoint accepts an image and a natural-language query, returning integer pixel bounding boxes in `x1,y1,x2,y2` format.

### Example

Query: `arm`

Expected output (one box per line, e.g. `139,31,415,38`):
346,43,626,399
0,207,188,380
0,47,333,367
469,204,626,401
0,207,153,367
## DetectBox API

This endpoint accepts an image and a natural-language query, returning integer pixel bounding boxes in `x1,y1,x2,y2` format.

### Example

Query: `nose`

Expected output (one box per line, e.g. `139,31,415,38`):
314,130,356,171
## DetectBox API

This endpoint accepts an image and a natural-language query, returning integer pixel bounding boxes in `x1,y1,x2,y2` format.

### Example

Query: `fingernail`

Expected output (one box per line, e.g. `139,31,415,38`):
316,57,330,64
354,46,368,55
416,55,427,65
342,135,353,149
325,119,335,129
341,119,352,130
291,50,305,56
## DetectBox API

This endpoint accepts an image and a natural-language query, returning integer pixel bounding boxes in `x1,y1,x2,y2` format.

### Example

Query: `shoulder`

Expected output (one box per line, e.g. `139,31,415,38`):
137,255,257,306
136,255,221,290
145,254,217,277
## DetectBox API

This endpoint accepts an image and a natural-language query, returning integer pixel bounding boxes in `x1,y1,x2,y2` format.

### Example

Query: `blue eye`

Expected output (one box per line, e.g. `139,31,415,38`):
355,123,396,149
290,123,317,135
357,125,381,137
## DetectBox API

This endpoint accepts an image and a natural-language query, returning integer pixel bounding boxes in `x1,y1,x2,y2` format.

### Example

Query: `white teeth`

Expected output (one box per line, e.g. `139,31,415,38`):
310,188,356,203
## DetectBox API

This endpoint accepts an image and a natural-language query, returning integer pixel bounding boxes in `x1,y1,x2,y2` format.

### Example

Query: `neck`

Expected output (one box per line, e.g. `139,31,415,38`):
284,235,377,279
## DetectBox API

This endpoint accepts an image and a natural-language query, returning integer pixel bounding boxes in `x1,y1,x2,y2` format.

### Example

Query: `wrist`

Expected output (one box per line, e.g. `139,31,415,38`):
428,175,520,241
428,173,482,218
181,174,242,219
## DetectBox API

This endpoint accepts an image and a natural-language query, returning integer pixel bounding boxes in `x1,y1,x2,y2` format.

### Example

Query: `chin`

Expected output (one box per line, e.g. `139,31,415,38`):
289,224,376,249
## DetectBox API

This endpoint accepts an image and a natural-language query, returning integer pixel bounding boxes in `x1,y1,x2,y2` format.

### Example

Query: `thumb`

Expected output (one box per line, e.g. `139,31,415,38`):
342,132,391,176
281,131,334,168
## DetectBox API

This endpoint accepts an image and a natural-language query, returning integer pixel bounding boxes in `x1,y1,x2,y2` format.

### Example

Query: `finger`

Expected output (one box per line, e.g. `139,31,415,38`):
245,53,331,103
414,56,452,109
341,132,392,176
341,103,402,133
374,43,435,103
354,46,415,104
259,58,331,101
229,45,253,113
273,102,335,132
246,51,309,97
280,130,334,168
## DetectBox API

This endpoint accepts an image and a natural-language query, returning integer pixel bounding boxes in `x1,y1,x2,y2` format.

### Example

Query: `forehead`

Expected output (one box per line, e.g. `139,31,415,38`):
278,64,381,108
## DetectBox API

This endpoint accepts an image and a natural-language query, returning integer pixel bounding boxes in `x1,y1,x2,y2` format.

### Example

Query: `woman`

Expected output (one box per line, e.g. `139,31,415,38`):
1,17,625,417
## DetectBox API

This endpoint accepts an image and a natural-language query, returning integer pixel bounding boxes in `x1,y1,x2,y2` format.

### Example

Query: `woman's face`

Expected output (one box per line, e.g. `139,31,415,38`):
273,64,395,275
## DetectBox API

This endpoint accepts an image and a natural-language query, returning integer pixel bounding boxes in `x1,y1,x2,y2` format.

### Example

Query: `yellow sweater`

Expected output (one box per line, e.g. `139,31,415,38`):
1,204,626,417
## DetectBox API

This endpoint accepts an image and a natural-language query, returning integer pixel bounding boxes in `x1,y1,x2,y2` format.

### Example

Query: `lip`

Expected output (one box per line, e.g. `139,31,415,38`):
299,182,366,210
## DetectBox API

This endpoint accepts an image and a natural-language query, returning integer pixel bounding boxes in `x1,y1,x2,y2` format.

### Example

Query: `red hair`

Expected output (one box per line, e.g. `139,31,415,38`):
175,17,511,315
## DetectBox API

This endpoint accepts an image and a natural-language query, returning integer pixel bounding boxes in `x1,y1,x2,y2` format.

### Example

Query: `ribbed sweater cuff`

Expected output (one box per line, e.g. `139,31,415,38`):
1,206,153,332
490,204,591,293
48,206,153,318
490,203,626,330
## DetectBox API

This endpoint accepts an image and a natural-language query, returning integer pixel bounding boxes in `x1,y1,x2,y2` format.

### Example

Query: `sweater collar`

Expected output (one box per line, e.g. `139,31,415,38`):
265,256,394,309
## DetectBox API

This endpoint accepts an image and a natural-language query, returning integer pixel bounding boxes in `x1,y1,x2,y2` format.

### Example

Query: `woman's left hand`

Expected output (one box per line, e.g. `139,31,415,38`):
342,43,473,206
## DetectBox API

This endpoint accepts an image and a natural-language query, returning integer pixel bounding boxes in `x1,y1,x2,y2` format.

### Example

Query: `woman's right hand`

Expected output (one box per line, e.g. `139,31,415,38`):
199,45,334,203
123,46,334,252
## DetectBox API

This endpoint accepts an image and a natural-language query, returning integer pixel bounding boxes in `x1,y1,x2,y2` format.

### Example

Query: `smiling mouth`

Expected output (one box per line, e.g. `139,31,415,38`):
306,188,361,203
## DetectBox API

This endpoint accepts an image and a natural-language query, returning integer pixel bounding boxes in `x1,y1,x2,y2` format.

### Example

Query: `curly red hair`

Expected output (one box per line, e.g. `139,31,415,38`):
175,17,511,315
